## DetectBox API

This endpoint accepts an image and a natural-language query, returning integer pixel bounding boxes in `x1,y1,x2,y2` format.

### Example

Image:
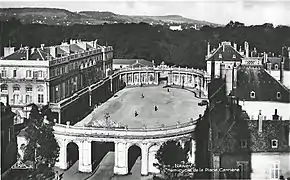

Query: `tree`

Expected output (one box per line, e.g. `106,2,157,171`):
23,104,60,180
155,140,190,179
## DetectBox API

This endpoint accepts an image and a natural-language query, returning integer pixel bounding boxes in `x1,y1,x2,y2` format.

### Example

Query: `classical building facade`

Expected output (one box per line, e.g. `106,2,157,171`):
0,39,113,123
200,41,290,179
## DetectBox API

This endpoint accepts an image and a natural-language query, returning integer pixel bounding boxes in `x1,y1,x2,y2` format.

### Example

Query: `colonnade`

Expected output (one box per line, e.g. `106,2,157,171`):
54,136,196,175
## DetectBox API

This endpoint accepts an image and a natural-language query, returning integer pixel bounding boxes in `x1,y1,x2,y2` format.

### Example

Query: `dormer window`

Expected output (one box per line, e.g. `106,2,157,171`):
240,140,247,148
271,139,278,148
274,64,279,70
276,92,281,99
219,54,222,58
250,91,256,99
233,54,236,58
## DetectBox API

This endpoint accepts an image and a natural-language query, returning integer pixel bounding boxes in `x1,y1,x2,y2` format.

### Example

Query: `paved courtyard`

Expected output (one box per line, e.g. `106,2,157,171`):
76,86,206,128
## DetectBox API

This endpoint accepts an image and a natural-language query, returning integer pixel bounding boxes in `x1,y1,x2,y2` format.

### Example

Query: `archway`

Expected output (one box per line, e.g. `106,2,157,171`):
91,141,115,170
127,145,141,174
67,142,79,169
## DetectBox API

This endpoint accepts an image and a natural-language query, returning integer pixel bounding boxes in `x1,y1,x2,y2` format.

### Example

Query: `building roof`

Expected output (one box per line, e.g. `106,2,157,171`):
69,44,84,53
206,43,243,61
215,119,290,154
236,65,290,102
3,49,27,60
113,59,153,67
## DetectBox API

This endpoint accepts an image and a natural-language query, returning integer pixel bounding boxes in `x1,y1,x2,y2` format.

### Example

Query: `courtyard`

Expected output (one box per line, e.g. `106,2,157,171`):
76,85,206,128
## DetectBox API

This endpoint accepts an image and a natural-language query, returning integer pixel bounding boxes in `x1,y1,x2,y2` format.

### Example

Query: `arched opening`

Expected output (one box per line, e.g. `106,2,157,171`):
91,141,114,170
67,142,79,169
128,145,141,174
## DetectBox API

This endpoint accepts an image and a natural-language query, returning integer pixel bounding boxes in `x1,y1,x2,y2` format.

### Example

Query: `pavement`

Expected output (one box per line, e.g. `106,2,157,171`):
86,152,115,180
111,157,154,180
54,161,90,180
75,85,206,128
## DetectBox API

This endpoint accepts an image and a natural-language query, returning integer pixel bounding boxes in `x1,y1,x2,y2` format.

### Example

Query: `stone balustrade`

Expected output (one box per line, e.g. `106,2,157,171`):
53,120,197,138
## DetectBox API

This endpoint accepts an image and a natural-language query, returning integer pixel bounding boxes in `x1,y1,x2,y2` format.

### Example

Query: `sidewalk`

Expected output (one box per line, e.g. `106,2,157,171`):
54,161,91,180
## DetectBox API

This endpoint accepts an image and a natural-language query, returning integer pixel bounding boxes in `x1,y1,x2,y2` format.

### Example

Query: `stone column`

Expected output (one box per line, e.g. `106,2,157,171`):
146,72,149,85
179,73,181,85
132,73,134,85
110,77,113,92
114,142,128,175
141,143,149,176
79,140,92,173
139,72,141,85
155,72,159,85
148,144,160,174
55,139,68,170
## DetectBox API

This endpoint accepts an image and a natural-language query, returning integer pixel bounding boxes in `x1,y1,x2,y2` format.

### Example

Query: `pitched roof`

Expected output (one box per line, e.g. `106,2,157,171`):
113,59,153,67
3,49,27,60
236,65,290,102
69,44,85,53
206,43,243,61
216,119,290,153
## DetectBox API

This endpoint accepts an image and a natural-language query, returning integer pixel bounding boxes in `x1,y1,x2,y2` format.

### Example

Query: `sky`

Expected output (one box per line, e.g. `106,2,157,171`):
0,0,289,26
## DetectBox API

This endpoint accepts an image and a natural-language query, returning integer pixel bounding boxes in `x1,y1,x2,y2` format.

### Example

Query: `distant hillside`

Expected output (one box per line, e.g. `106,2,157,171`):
0,8,221,27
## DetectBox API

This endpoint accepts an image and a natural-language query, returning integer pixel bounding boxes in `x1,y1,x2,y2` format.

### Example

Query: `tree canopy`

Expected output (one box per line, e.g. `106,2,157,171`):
2,20,290,69
22,104,59,180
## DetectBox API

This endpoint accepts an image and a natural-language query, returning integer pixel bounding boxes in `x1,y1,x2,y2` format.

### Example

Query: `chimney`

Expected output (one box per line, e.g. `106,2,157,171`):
31,47,35,54
232,63,237,94
288,47,290,58
152,60,155,67
222,43,225,52
25,46,29,60
239,46,242,53
225,65,233,96
258,110,263,133
272,109,279,120
220,61,226,79
49,46,56,58
40,44,45,50
94,39,98,48
267,62,272,74
3,47,15,57
244,41,249,58
280,58,284,84
263,52,267,64
233,43,237,51
207,42,210,56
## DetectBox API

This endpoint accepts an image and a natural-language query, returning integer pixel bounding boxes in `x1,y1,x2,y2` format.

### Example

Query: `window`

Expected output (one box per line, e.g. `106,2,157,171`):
26,86,32,92
219,54,222,58
233,54,236,58
13,85,20,92
1,84,8,92
38,71,43,78
271,139,278,148
13,70,17,77
274,64,279,70
270,161,280,179
276,92,281,99
240,140,247,148
26,70,32,78
25,94,32,103
38,94,44,103
13,94,20,104
237,161,248,179
250,91,256,99
1,70,7,78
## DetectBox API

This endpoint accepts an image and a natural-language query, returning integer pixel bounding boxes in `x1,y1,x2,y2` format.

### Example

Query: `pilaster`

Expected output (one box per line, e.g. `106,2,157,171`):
78,140,92,173
55,139,68,170
213,154,220,179
114,142,128,175
141,143,149,176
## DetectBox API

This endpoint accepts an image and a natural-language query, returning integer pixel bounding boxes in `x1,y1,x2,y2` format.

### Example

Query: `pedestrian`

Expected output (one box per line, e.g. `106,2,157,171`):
280,175,285,180
167,88,170,92
135,111,138,117
154,106,158,111
141,93,144,98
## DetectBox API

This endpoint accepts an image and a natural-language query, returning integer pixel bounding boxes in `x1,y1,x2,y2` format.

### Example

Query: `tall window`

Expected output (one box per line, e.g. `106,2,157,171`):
26,70,32,78
237,161,248,179
270,162,280,179
13,94,20,104
26,94,32,104
37,86,44,104
1,70,7,78
38,71,43,78
1,84,8,92
13,70,17,77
